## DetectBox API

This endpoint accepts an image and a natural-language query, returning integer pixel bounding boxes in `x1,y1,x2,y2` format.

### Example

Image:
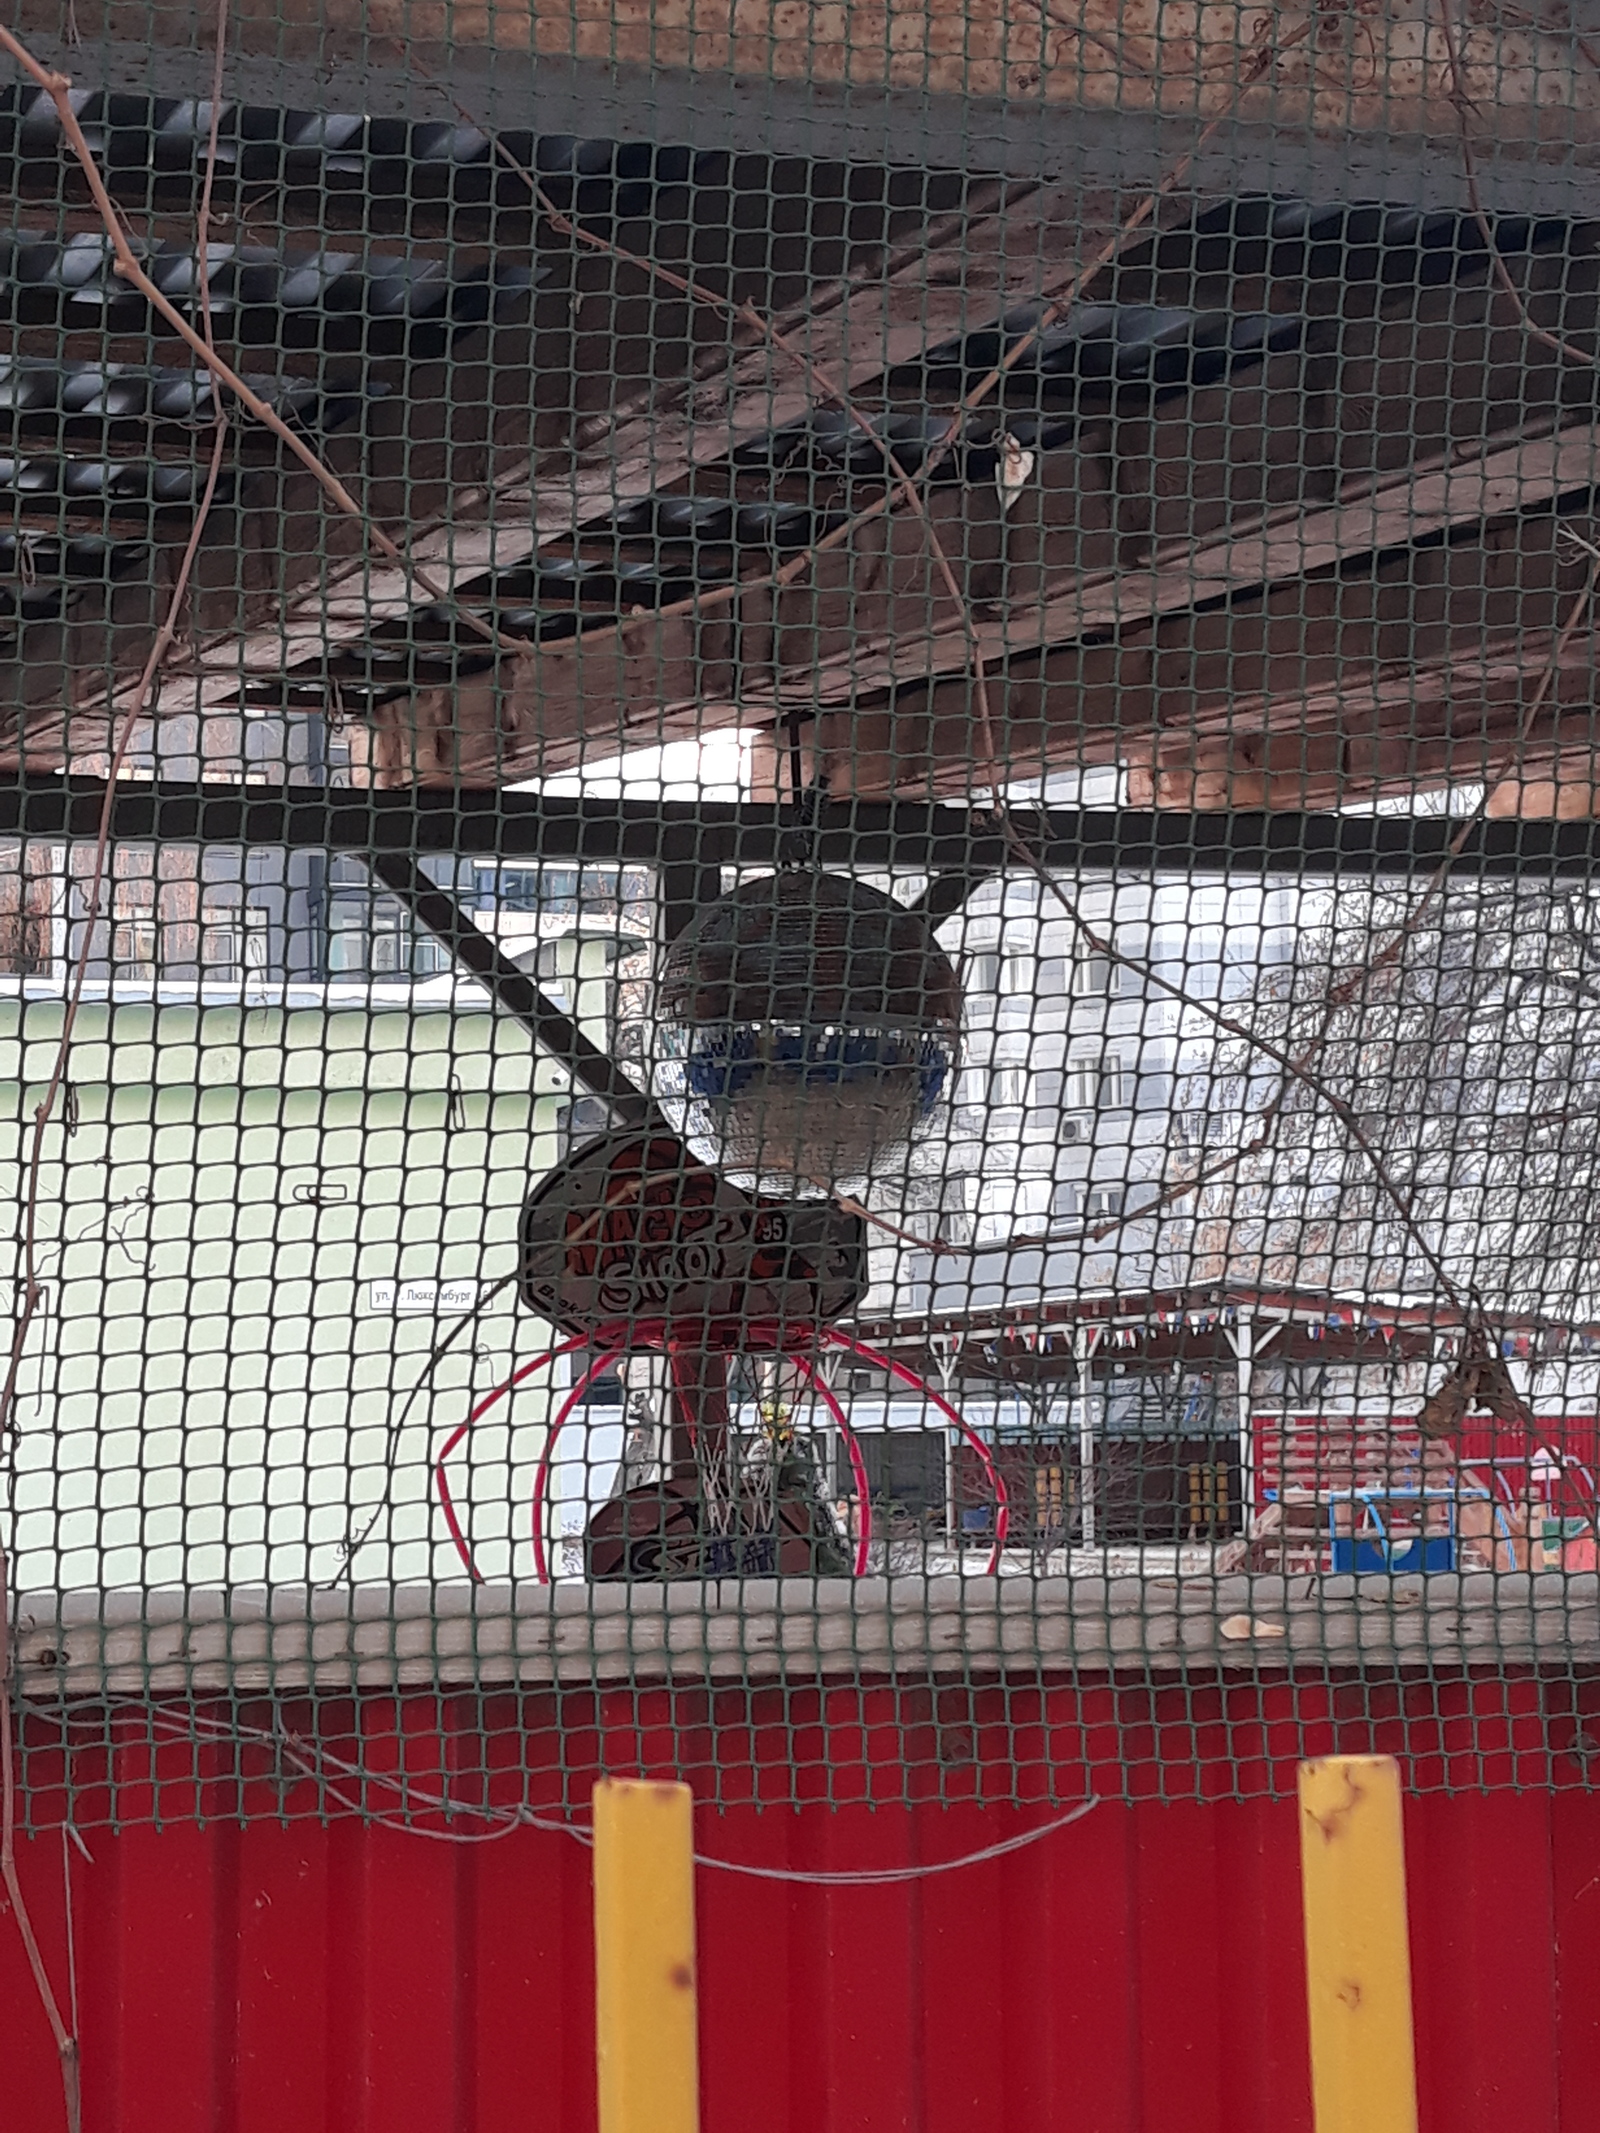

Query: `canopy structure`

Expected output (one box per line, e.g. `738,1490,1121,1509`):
1,5,1598,810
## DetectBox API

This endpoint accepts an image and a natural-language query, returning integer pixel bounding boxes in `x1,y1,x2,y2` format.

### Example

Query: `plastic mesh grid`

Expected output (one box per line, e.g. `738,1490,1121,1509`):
2,2,1600,1829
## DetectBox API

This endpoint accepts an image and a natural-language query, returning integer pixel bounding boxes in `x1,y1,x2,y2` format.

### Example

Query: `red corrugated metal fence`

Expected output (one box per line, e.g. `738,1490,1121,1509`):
5,1694,1600,2131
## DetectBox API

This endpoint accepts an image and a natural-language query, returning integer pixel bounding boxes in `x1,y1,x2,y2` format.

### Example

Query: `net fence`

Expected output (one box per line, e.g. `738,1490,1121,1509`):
1,0,1600,1829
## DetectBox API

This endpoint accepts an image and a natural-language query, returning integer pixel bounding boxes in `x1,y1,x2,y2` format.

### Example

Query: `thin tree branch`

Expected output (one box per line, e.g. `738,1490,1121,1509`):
1436,0,1600,370
0,24,242,2127
1013,0,1157,78
0,24,534,662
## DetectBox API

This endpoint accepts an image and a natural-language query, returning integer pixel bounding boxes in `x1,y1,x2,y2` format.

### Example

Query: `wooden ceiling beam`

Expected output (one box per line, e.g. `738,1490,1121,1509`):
158,173,1089,723
735,417,1600,717
385,419,1600,787
811,525,1600,807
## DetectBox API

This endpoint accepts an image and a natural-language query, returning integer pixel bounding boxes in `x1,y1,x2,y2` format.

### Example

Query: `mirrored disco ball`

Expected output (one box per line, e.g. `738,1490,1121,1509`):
652,870,964,1199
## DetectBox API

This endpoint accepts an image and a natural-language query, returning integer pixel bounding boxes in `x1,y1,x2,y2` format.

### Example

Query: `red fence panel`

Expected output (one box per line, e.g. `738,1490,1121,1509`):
5,1688,1600,2133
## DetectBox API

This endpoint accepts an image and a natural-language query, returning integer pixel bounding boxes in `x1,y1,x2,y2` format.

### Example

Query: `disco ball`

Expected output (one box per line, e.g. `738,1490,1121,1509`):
651,870,963,1199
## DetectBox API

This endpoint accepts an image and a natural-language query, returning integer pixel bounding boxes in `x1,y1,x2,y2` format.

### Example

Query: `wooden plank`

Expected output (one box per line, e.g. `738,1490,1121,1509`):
422,411,1600,790
822,512,1600,805
748,419,1600,714
20,0,1600,152
14,1571,1600,1697
162,177,1074,714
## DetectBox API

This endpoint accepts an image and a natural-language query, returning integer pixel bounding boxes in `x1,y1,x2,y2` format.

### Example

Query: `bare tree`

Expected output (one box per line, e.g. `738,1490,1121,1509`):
1186,881,1600,1320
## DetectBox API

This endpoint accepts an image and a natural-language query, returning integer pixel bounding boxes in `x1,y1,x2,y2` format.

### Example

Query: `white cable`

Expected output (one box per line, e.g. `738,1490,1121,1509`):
93,1708,1101,1881
685,1797,1098,1882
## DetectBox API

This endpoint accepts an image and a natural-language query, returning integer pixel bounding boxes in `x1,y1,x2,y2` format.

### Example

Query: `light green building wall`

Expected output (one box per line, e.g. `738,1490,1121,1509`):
0,991,573,1591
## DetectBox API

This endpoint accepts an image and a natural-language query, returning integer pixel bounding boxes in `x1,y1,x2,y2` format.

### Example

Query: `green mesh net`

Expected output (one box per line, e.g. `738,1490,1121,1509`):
2,0,1600,1830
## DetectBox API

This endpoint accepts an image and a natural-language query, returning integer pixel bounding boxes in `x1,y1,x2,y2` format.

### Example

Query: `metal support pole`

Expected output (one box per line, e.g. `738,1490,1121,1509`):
593,1777,700,2133
1073,1325,1102,1548
1298,1754,1419,2133
369,851,661,1130
1232,1309,1254,1533
14,774,1600,877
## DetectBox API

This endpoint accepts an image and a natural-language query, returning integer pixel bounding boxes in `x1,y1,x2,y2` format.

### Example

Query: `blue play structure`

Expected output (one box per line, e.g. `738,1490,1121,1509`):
1324,1485,1516,1574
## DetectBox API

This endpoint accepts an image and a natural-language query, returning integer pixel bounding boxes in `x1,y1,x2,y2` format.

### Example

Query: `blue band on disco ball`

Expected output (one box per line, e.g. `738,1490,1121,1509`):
672,1025,953,1117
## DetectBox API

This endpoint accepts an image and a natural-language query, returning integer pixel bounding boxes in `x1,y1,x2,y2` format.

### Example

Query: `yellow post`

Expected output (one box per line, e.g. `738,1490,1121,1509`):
1297,1754,1419,2133
592,1778,700,2133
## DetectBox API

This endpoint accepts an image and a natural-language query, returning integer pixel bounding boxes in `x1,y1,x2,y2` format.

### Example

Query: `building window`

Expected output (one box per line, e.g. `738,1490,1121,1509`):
1071,950,1114,997
0,846,61,977
477,864,558,914
202,903,269,982
990,1063,1028,1109
966,950,1001,994
580,1368,626,1408
836,1430,947,1536
533,937,574,1008
954,1066,989,1111
1083,1185,1125,1220
975,1176,1053,1243
472,863,650,923
327,897,452,979
1025,1068,1063,1113
1064,1052,1130,1111
109,882,157,982
1040,950,1116,997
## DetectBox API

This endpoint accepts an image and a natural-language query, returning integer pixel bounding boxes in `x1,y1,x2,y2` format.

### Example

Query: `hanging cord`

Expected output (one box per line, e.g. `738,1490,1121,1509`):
777,774,825,871
129,1705,1100,1878
678,1798,1098,1883
329,1272,518,1587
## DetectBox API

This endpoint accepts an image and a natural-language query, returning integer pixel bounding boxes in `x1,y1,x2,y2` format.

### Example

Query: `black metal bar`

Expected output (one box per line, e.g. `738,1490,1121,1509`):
4,776,1600,877
910,867,997,923
369,851,660,1130
658,826,724,943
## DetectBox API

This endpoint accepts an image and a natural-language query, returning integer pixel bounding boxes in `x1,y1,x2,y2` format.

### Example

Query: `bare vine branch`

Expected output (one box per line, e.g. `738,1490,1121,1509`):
0,21,247,2128
1435,0,1600,370
0,24,536,662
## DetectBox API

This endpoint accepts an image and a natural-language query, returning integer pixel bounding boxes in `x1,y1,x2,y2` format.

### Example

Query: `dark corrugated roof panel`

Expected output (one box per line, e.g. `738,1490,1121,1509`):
0,85,712,210
287,193,1600,690
0,232,545,353
0,355,369,428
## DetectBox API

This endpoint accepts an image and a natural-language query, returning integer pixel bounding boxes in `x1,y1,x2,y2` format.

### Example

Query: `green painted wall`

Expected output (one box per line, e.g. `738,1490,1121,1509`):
0,994,570,1590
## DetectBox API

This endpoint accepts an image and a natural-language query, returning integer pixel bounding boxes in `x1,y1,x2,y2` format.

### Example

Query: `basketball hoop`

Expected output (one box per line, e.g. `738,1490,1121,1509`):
432,1133,1009,1580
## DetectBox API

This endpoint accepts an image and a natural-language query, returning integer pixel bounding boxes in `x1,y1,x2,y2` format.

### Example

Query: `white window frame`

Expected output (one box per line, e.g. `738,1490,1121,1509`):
202,902,270,981
1064,1051,1131,1111
1071,949,1114,997
109,880,157,982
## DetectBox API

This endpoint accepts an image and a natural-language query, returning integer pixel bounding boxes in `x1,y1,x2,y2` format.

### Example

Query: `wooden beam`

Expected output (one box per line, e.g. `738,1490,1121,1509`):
159,175,1081,720
743,417,1600,715
27,0,1596,159
814,515,1600,807
16,1,1600,220
394,435,1583,786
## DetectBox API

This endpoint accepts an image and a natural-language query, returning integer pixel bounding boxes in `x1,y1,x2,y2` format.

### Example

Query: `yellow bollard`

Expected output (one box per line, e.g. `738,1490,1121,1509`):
592,1778,701,2133
1297,1754,1419,2133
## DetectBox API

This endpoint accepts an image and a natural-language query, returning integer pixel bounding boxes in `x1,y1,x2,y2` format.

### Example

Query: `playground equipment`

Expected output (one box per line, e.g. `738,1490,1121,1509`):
651,868,964,1200
1324,1486,1517,1575
434,1131,1009,1580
